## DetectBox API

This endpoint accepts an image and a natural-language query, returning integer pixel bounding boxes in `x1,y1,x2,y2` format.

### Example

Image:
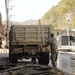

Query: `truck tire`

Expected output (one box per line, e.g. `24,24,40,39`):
38,52,49,65
9,53,18,63
9,45,18,63
11,54,18,63
31,57,36,64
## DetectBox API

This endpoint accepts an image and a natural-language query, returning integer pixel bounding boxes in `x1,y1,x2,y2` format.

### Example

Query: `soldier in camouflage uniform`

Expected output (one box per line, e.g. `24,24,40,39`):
43,33,58,68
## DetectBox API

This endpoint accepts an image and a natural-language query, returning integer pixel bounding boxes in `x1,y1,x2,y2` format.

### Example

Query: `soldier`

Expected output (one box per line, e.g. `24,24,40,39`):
43,33,58,68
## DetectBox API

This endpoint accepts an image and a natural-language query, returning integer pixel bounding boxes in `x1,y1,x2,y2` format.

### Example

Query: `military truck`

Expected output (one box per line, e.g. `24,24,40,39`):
9,25,51,65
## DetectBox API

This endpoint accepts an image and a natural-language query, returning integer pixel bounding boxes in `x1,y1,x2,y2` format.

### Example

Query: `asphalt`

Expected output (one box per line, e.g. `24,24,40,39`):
0,50,75,75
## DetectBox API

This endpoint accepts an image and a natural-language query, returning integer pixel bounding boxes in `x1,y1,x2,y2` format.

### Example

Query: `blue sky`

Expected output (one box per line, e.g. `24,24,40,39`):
0,0,61,21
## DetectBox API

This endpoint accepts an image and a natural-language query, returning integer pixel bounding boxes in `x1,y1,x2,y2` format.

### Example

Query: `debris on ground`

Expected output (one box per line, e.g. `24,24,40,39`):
0,64,64,75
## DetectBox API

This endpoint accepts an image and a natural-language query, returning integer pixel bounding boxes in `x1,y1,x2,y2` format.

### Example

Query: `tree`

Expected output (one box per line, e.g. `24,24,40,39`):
41,0,75,29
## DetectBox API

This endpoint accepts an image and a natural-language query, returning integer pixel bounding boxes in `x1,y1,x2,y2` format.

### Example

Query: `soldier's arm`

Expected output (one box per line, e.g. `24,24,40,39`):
43,39,51,47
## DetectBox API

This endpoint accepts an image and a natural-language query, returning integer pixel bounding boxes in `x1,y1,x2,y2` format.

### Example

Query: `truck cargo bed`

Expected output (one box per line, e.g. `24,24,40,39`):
10,25,50,45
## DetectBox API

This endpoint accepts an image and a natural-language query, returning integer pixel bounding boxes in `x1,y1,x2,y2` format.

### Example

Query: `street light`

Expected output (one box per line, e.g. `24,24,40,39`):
66,12,71,46
66,13,71,35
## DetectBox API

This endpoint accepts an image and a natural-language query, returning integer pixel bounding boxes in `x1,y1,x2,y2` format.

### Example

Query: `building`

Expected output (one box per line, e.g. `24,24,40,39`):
0,12,6,38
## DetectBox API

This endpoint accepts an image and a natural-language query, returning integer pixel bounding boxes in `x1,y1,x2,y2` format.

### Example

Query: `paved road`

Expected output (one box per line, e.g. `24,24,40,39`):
0,51,75,75
57,51,75,75
48,51,75,75
0,53,9,65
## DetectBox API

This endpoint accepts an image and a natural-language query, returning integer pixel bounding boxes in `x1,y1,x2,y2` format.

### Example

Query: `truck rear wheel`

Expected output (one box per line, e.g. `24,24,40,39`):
10,54,18,63
9,45,18,63
38,52,49,65
31,57,36,64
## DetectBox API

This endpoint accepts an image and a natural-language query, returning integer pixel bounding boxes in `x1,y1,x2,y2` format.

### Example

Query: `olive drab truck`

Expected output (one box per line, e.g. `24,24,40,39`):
9,25,51,65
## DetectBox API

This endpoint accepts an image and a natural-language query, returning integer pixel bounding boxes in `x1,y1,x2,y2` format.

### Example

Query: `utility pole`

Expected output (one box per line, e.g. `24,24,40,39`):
5,0,9,31
5,0,9,48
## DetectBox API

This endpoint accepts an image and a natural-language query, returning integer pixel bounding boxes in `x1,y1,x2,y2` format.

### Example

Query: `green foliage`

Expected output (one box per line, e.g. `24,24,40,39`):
41,0,75,29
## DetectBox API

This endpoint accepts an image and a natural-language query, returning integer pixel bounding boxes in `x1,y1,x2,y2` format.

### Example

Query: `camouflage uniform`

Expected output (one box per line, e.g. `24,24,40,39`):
44,33,58,67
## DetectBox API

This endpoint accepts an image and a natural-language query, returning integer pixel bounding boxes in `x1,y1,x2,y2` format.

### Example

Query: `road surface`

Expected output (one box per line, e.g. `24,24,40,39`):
0,50,75,75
